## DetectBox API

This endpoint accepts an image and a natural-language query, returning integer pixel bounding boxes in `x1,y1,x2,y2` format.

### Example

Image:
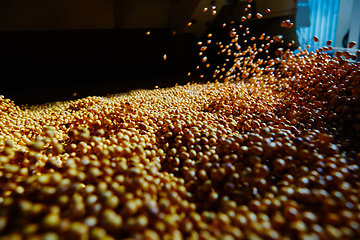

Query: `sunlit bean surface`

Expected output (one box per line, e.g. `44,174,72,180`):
0,2,360,239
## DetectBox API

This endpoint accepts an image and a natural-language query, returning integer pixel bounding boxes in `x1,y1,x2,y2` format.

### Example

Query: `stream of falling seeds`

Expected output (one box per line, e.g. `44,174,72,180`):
0,1,360,240
194,6,358,86
193,3,295,84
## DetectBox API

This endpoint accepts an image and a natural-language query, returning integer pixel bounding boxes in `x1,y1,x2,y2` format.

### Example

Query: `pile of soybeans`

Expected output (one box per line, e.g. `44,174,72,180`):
1,34,360,239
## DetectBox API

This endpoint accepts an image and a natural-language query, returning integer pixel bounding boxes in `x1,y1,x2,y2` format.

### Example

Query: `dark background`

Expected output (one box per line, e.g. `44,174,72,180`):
0,28,193,105
0,0,297,106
